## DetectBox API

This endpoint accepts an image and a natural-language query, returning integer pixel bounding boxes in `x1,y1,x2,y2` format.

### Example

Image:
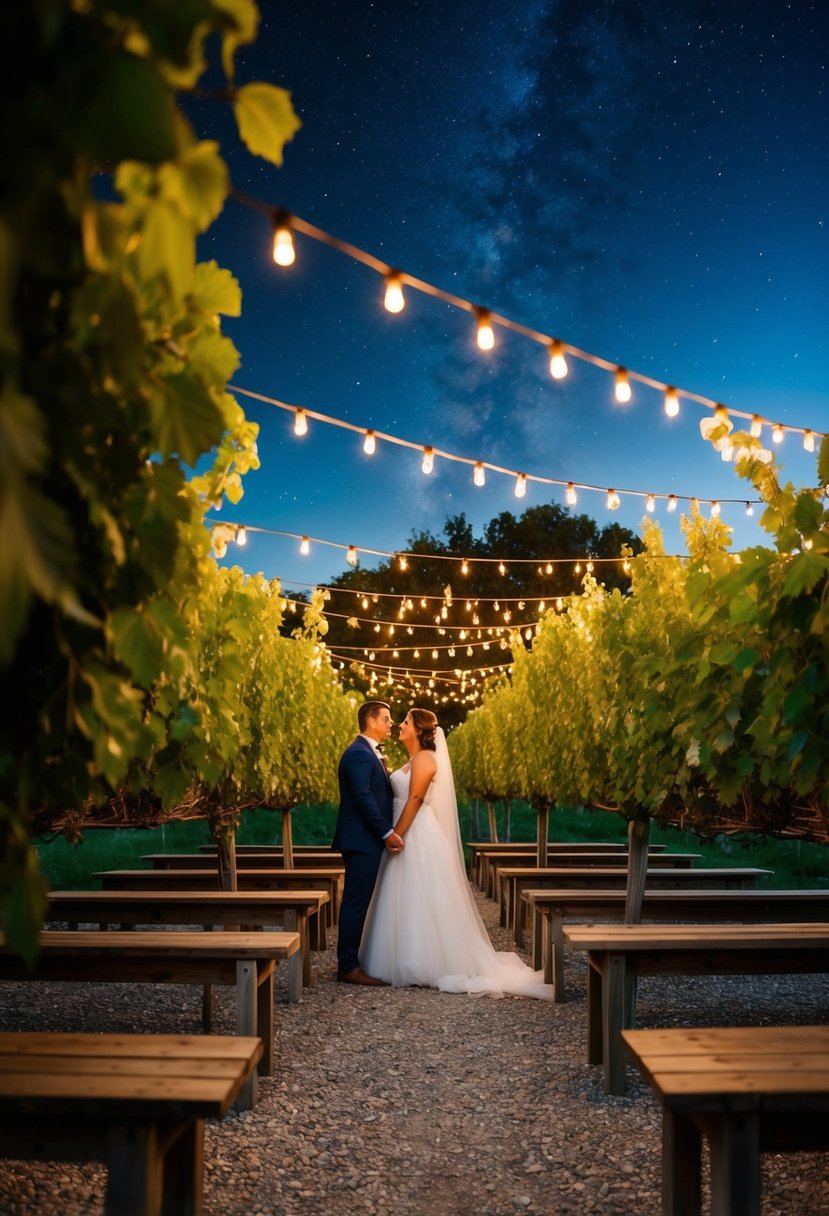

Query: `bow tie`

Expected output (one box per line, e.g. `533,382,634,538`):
375,743,386,754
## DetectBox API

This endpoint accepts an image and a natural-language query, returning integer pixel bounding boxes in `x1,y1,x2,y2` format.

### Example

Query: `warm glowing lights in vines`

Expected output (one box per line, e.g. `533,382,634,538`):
614,367,632,404
548,340,568,380
772,423,784,445
514,473,527,498
363,430,376,455
299,536,310,555
294,408,308,436
473,462,486,487
271,213,295,266
421,446,435,475
804,430,816,453
664,387,680,418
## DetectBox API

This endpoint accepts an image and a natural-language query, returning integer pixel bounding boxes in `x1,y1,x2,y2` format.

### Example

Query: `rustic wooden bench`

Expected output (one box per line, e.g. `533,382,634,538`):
564,923,829,1095
467,841,639,891
522,887,829,996
95,867,344,928
622,1025,829,1216
488,850,700,904
0,1031,262,1216
145,851,343,870
198,844,340,853
46,888,329,989
500,866,771,945
0,930,300,1109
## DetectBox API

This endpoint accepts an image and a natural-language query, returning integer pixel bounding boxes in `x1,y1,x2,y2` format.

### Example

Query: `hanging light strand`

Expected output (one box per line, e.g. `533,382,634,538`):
228,385,761,510
234,191,826,444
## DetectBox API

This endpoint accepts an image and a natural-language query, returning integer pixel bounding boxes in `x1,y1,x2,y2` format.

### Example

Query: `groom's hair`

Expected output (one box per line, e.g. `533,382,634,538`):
358,700,391,732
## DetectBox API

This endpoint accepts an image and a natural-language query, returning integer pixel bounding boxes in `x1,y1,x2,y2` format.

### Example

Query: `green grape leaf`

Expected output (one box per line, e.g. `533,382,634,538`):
139,199,195,300
233,83,301,166
82,51,179,164
148,372,225,466
780,552,829,599
192,261,242,316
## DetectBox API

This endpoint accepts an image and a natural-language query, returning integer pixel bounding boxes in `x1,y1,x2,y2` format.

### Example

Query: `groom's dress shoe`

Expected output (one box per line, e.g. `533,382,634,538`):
337,967,388,986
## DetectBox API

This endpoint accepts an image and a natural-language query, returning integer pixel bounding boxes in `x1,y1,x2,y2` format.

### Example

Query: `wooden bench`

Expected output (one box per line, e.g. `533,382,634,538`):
622,1025,829,1216
0,1031,262,1216
95,867,344,927
145,851,343,870
0,930,300,1109
522,888,829,997
466,841,645,891
487,850,699,904
564,923,829,1095
500,867,771,946
198,844,340,853
46,888,329,989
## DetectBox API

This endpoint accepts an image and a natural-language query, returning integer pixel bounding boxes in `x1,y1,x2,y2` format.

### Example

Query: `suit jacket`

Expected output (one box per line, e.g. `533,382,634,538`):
332,736,394,854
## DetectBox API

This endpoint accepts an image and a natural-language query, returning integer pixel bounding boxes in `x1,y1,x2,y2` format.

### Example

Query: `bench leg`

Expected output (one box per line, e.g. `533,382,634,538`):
531,907,542,971
256,963,275,1077
586,960,603,1066
160,1118,204,1216
662,1109,701,1216
603,953,627,1096
299,915,312,986
105,1124,164,1216
551,913,565,1001
707,1113,762,1216
287,950,302,1003
236,960,260,1110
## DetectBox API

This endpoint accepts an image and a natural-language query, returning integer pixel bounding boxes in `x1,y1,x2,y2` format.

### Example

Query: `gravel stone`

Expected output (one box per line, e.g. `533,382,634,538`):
0,887,828,1213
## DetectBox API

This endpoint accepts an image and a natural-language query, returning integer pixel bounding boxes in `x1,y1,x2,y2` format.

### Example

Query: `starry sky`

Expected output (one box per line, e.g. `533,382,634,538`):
198,0,829,591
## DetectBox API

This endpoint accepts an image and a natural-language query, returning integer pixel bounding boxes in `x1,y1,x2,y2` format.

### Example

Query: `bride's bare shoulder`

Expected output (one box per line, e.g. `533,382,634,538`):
411,749,437,777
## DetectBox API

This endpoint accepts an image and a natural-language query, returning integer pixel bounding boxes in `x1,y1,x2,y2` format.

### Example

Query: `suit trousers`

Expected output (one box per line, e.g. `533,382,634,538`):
337,848,383,975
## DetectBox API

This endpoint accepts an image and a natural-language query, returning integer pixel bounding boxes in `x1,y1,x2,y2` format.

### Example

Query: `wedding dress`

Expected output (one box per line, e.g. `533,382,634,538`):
359,730,552,999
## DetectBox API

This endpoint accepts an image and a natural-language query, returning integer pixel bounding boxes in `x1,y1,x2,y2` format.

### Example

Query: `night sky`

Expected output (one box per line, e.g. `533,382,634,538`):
198,0,829,591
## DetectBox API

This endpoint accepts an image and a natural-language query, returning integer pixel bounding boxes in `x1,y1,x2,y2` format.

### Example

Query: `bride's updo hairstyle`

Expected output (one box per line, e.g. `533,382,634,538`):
409,707,438,751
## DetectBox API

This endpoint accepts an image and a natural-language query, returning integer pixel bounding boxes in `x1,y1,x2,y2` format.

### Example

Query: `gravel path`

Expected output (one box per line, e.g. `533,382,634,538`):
1,887,828,1215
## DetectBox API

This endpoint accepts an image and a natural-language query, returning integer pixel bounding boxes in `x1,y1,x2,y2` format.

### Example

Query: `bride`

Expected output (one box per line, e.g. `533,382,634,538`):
360,708,552,999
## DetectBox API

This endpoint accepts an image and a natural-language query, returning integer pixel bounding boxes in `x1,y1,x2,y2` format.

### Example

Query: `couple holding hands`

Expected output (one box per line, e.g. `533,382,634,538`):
333,701,551,999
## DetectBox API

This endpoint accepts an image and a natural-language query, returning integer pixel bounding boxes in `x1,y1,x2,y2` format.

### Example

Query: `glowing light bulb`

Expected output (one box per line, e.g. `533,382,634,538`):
803,430,815,453
422,446,434,474
607,489,621,510
363,430,376,455
614,368,632,404
720,438,734,462
361,597,369,609
398,555,409,571
272,216,295,266
539,601,546,614
383,272,405,313
575,562,581,575
750,415,763,438
299,536,310,556
586,561,594,573
710,501,721,517
236,525,247,546
556,598,563,611
663,387,680,417
475,309,495,351
498,562,506,576
565,482,577,507
545,562,553,574
646,494,655,513
473,461,486,487
667,495,678,513
691,497,699,513
548,340,568,379
772,423,784,444
432,649,439,660
514,472,527,498
346,545,358,565
294,409,308,436
461,560,469,575
746,502,754,517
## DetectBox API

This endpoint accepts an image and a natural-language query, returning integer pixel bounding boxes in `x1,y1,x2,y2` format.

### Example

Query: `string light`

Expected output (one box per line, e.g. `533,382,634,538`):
383,272,405,313
646,494,655,513
772,423,784,444
548,340,568,380
667,495,678,512
498,562,506,576
461,560,469,575
398,555,409,571
363,429,376,455
565,482,577,506
235,525,247,546
607,489,621,510
346,545,358,565
746,502,754,517
299,536,310,555
421,446,434,474
271,212,295,266
663,387,680,418
750,415,763,438
710,501,721,517
545,562,553,575
294,408,308,436
514,472,527,498
804,430,815,453
473,461,486,487
475,308,495,351
231,386,763,514
239,202,827,446
614,368,632,404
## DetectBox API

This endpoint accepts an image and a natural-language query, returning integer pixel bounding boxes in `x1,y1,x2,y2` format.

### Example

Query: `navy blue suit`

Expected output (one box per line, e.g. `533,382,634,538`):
333,736,394,976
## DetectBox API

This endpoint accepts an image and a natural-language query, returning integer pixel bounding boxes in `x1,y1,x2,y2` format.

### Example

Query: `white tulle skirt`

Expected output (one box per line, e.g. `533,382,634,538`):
359,800,552,1000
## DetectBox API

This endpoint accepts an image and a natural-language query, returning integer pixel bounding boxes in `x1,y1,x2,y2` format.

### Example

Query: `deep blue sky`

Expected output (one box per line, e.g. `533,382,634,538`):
198,0,828,590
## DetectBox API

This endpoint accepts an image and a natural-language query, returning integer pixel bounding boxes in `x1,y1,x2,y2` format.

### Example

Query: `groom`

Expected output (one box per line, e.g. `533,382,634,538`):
333,700,404,985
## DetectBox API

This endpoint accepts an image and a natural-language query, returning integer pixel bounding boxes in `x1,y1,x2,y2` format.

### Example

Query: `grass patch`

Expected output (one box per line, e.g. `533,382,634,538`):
34,801,829,891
